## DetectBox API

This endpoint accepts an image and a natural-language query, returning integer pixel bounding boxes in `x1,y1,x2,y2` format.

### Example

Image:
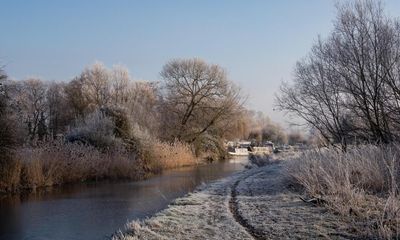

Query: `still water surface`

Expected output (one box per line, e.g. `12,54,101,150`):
0,157,247,240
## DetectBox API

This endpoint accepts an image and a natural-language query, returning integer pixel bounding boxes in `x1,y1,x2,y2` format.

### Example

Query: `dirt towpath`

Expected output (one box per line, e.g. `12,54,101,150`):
114,162,355,240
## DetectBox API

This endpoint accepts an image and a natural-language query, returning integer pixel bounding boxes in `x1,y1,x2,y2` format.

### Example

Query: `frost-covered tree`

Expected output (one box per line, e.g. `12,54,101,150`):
276,0,400,148
160,58,244,156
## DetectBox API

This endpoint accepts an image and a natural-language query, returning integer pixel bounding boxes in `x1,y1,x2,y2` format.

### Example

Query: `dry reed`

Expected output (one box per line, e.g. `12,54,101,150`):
0,138,199,193
286,145,400,239
141,139,198,173
0,141,142,193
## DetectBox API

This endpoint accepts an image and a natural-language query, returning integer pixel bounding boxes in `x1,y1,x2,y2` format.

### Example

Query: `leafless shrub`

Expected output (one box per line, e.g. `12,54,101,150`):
286,145,400,238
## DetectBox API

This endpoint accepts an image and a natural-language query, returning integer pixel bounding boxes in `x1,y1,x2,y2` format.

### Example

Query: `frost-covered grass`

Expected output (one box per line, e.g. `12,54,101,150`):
236,164,354,239
114,161,356,240
286,145,400,239
113,173,253,240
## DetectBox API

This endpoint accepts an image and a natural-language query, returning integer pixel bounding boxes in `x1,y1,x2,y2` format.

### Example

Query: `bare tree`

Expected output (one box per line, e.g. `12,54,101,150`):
0,68,15,150
81,62,111,107
0,67,19,189
12,79,49,142
47,82,74,138
111,65,130,105
65,62,115,117
276,0,400,148
126,81,160,135
330,0,397,143
160,58,244,146
276,43,349,147
64,77,90,118
222,107,251,140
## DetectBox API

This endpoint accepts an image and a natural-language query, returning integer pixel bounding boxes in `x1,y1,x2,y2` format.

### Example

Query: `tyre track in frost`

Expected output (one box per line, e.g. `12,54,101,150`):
228,170,266,240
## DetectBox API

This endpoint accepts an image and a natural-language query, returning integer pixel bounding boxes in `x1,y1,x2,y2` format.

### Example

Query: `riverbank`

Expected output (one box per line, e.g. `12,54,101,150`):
114,156,357,240
0,158,246,240
0,139,199,194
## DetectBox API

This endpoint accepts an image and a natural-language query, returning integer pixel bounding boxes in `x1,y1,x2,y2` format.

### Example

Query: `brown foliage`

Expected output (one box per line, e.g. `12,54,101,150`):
0,141,142,193
139,138,198,174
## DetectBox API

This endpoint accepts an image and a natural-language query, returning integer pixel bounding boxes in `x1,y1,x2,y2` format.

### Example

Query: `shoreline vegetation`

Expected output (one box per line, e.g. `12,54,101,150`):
0,58,298,195
1,139,199,194
0,58,248,194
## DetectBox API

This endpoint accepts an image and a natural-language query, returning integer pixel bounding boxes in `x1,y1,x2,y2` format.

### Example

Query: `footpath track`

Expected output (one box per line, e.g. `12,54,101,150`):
229,169,266,240
114,163,356,240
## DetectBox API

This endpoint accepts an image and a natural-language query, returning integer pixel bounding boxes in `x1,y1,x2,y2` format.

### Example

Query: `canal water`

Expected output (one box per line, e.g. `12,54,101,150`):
0,157,247,240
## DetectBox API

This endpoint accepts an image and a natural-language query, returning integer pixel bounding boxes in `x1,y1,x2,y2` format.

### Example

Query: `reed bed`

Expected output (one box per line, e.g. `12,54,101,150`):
0,141,142,193
0,138,199,193
141,139,199,173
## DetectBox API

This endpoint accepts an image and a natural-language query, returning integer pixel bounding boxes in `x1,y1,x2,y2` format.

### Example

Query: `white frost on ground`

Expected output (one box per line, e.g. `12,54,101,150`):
114,162,356,240
235,164,356,239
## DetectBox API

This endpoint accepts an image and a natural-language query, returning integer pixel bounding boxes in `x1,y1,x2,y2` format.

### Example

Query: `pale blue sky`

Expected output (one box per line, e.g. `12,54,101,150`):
1,0,400,126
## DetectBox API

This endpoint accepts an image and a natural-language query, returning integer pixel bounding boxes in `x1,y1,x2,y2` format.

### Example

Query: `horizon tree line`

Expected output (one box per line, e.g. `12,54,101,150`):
2,58,295,159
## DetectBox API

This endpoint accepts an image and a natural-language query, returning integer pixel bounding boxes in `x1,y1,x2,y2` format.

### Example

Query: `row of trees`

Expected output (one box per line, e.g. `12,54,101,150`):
1,58,247,159
277,0,400,149
2,55,317,164
3,63,159,143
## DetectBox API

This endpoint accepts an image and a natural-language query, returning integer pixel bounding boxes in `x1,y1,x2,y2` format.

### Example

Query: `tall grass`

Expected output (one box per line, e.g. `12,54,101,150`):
0,141,142,193
286,145,400,239
0,138,199,193
141,139,198,174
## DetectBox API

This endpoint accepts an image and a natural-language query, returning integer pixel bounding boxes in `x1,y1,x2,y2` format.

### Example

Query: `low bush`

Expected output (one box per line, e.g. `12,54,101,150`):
193,134,228,161
66,110,123,151
286,145,400,239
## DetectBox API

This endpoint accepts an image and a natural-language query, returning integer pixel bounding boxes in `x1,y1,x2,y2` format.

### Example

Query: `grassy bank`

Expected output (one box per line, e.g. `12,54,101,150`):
286,145,400,239
0,140,198,194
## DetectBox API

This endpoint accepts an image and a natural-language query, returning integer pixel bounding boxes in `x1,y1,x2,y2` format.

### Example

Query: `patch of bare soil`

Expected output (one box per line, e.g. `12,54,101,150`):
114,162,357,240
